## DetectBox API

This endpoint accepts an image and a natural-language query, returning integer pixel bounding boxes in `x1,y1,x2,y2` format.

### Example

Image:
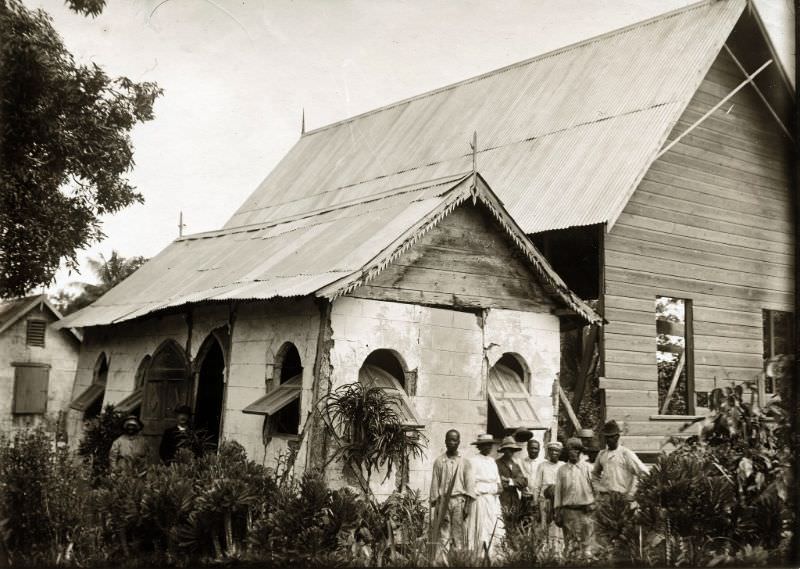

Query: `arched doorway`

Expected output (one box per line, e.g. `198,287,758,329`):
194,336,226,447
141,340,192,436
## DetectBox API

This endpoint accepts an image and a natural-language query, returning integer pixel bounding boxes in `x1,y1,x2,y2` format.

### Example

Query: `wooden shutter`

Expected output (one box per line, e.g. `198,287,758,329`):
359,365,423,428
13,364,50,414
243,375,302,415
487,363,543,430
26,320,46,347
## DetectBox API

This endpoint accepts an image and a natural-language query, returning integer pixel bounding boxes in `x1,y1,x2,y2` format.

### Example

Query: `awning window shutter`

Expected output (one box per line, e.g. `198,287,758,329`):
115,388,144,414
359,364,422,428
13,364,49,414
488,363,543,430
70,383,106,412
242,375,302,415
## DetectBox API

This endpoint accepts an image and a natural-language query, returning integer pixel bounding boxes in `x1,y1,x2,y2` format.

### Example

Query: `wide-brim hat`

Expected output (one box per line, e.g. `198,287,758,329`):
498,436,522,453
471,433,496,446
174,404,193,416
123,415,144,430
512,427,534,442
601,420,621,436
565,437,584,451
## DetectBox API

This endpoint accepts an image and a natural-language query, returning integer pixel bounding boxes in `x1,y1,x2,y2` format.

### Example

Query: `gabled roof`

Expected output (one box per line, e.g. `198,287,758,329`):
224,0,746,235
0,294,81,341
58,173,601,328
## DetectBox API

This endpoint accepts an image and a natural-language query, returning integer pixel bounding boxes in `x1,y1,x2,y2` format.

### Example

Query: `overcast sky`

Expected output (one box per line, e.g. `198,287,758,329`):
24,0,794,292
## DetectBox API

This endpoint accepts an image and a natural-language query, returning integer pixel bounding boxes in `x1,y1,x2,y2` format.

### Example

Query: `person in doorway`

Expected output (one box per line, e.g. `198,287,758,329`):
518,438,543,524
159,404,194,464
554,438,596,559
110,415,150,471
533,441,564,550
429,429,470,553
593,420,648,499
495,436,527,526
465,434,504,560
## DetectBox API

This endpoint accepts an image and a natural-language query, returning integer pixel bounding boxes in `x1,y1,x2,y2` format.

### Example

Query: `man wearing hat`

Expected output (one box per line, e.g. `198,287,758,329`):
465,434,504,559
593,420,648,498
554,438,596,558
159,404,195,464
110,415,150,471
577,428,598,464
533,441,565,548
495,436,527,524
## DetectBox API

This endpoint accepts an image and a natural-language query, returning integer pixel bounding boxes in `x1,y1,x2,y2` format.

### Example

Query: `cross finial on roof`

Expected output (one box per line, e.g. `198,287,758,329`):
301,108,305,136
469,131,478,203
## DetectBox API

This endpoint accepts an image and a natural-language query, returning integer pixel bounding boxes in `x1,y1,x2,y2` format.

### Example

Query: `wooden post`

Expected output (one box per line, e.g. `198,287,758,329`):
550,376,560,442
558,384,582,433
660,350,686,415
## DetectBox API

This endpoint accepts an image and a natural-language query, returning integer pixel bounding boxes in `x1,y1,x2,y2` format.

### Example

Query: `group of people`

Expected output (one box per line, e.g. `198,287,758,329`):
108,404,196,470
428,420,648,560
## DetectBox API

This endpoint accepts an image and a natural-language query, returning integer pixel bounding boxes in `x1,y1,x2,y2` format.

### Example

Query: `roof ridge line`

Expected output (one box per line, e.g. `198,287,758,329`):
302,0,714,137
183,173,470,241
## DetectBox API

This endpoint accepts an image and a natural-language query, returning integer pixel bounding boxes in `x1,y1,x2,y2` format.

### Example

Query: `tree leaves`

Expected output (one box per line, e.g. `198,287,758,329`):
0,0,162,297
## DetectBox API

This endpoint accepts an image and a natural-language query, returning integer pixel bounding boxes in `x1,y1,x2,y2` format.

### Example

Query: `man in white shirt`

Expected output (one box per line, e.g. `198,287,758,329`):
430,429,470,551
593,420,648,499
554,438,596,558
533,441,564,548
517,438,542,522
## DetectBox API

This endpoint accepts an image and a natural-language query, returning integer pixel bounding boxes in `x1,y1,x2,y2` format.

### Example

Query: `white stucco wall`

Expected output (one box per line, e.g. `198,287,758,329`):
0,307,80,434
67,298,321,465
326,297,560,499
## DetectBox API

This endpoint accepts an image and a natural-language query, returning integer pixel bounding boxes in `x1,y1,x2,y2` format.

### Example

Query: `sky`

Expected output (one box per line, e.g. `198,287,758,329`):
24,0,794,292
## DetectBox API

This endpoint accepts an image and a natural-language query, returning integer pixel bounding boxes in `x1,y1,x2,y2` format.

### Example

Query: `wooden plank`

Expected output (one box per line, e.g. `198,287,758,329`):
694,313,762,334
605,279,792,313
604,295,656,313
629,188,792,236
605,268,793,307
615,210,793,257
605,363,655,381
610,223,793,267
668,119,788,163
349,285,550,313
694,351,763,368
606,406,658,422
676,108,787,152
694,335,762,354
604,388,658,407
605,306,656,327
558,384,582,431
604,333,655,353
657,146,789,189
605,350,655,366
606,250,793,294
600,377,655,391
606,321,653,337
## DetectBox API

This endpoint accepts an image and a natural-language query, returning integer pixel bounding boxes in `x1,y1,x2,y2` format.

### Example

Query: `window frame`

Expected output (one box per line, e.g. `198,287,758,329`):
25,319,46,348
12,362,50,414
655,296,695,416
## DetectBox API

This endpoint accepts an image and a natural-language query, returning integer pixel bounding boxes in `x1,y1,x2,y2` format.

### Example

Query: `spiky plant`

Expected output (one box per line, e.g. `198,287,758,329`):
323,383,427,494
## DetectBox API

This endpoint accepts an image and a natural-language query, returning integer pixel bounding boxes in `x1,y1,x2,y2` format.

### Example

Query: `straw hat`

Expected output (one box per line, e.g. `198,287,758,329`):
471,433,496,446
498,436,522,453
512,427,533,442
565,437,584,451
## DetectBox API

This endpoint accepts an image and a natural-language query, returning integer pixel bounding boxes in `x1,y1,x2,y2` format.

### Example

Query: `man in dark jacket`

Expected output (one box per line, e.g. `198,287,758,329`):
495,436,527,527
159,404,194,464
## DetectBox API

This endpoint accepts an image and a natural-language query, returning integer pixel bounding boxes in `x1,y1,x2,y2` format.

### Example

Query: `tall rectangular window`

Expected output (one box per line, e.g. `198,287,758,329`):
763,310,794,394
26,320,46,347
656,296,694,415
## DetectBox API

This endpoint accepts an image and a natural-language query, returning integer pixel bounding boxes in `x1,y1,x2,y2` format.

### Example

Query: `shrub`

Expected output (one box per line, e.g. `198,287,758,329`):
78,404,125,478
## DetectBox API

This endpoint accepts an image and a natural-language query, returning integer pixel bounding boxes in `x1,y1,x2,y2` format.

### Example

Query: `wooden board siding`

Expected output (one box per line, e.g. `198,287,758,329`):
349,204,557,313
602,48,794,451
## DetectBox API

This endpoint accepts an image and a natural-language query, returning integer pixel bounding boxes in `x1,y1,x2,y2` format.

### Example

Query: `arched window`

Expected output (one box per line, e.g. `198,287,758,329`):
359,349,421,427
487,352,541,438
116,355,150,415
243,342,302,438
70,353,109,419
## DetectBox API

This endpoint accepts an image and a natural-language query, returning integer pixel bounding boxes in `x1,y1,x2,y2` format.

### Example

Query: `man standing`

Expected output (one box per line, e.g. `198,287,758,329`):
465,434,504,560
159,404,195,464
577,428,598,464
430,429,470,552
554,438,596,558
110,415,150,471
495,436,527,525
593,420,648,499
533,441,564,548
518,438,543,523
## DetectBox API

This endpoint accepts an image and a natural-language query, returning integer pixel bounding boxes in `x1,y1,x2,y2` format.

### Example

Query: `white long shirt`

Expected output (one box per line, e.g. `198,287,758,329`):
593,445,648,497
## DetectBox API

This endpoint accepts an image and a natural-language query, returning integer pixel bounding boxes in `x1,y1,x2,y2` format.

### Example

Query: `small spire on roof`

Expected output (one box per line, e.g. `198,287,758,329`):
469,131,478,203
301,108,305,136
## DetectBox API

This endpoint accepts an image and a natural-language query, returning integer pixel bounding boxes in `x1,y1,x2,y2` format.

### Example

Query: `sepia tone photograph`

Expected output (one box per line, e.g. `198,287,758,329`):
0,0,796,566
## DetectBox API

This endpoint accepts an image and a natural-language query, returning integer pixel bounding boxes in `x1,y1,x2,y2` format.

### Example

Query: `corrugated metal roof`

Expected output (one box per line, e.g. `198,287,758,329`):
225,0,745,234
58,174,602,328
